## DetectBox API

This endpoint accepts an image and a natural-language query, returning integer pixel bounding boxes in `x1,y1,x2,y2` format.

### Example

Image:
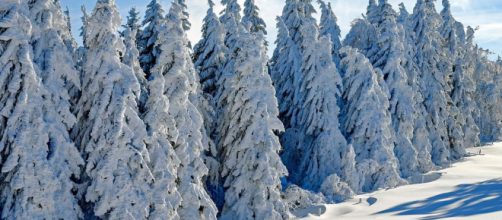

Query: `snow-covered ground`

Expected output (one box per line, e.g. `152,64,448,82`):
299,142,502,220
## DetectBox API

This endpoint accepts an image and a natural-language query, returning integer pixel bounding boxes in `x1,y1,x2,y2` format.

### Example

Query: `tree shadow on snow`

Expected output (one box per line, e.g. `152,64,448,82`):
376,179,502,219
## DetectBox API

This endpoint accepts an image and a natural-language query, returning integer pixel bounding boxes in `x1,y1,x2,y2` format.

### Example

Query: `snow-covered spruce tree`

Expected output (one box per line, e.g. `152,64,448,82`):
192,1,227,207
28,0,88,212
366,0,379,24
215,0,243,127
139,0,165,75
28,0,81,123
122,27,147,108
0,1,83,219
220,0,242,49
121,7,147,107
217,25,289,220
410,0,465,164
287,20,356,201
151,3,218,219
395,1,435,173
367,0,419,178
193,0,227,98
318,0,342,65
280,0,315,45
397,3,409,24
30,0,81,102
123,7,141,34
473,46,492,141
343,18,378,63
273,0,318,127
440,0,466,59
71,0,154,218
242,0,266,34
451,25,480,148
142,52,183,220
474,48,502,142
79,5,89,49
270,17,301,129
177,0,191,31
272,0,316,123
440,0,475,151
339,47,404,193
59,3,78,54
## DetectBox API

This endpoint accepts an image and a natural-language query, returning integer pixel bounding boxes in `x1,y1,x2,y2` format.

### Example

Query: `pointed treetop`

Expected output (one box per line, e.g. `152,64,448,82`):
442,0,451,11
367,0,379,23
221,0,242,22
275,16,288,40
124,7,140,31
318,0,342,62
398,3,408,16
397,2,409,23
167,2,182,21
143,0,165,26
466,25,475,45
208,0,215,8
177,0,191,31
441,0,452,17
242,0,267,34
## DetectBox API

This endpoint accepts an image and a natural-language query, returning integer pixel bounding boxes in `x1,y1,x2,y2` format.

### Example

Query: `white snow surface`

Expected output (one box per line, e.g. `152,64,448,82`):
299,143,502,220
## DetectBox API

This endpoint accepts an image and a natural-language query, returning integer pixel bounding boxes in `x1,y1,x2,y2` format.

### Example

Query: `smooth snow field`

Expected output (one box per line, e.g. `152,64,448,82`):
299,143,502,220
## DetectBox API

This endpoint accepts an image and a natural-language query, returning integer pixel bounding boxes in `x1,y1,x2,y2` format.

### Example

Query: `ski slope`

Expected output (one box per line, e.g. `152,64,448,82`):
299,142,502,220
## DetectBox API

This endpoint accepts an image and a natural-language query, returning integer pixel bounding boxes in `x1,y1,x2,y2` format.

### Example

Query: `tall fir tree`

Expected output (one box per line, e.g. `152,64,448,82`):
441,0,478,150
217,25,289,220
343,18,378,63
270,17,301,129
192,1,228,207
339,47,404,192
123,7,141,32
220,0,242,49
242,0,267,34
410,0,465,165
474,47,502,141
366,0,378,24
318,0,342,65
142,38,183,220
177,0,191,31
283,19,357,200
139,0,165,75
396,0,435,173
151,3,218,219
273,0,317,127
397,3,409,24
367,0,420,178
122,27,148,108
71,0,155,218
193,0,227,98
0,1,84,219
280,0,316,46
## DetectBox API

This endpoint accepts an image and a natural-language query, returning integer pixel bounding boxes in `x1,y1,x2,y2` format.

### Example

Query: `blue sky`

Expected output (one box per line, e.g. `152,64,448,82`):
61,0,502,58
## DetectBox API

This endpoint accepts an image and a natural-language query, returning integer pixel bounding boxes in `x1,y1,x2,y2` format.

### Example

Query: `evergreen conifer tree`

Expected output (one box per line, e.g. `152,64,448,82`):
217,26,289,220
0,1,83,219
339,47,404,192
242,0,267,34
285,20,356,199
151,3,218,219
139,0,165,75
71,1,154,218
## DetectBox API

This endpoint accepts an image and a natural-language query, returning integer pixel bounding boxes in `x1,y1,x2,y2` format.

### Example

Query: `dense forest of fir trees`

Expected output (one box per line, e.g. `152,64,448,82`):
0,0,502,219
